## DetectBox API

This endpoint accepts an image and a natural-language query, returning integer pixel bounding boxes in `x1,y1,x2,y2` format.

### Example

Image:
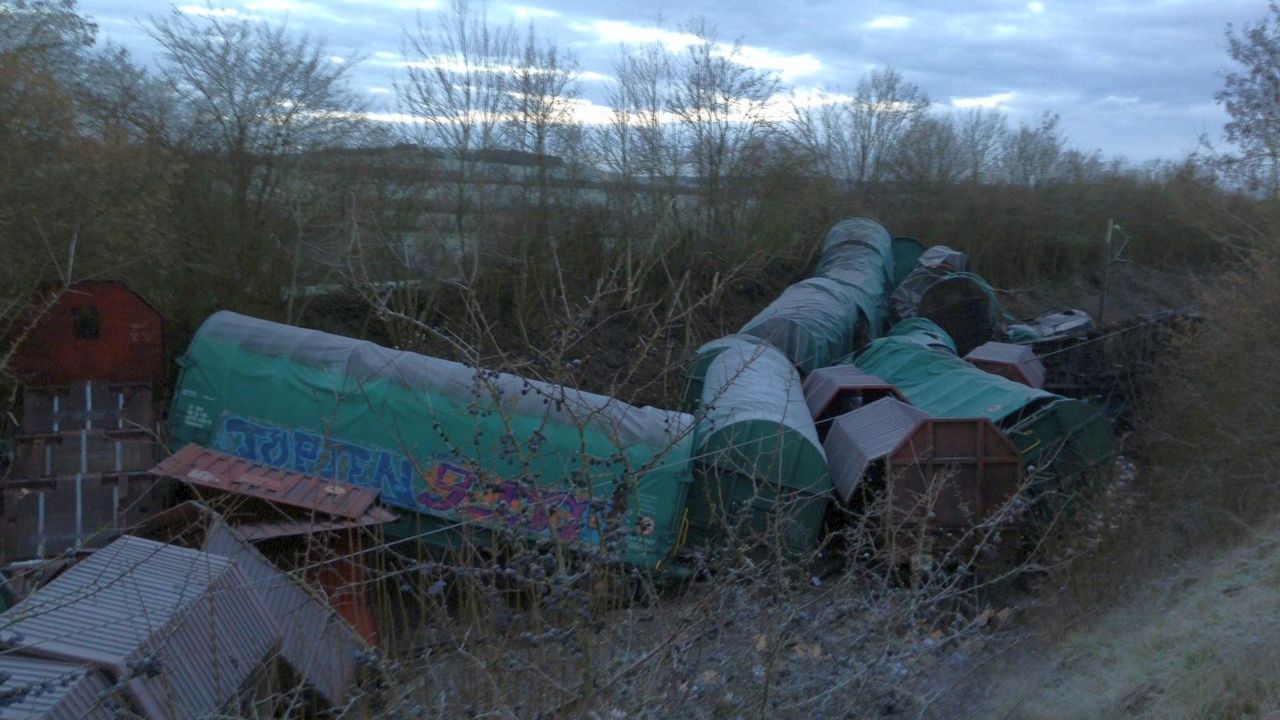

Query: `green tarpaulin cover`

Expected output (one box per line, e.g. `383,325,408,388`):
686,334,831,553
740,218,895,374
856,319,1112,474
169,312,696,567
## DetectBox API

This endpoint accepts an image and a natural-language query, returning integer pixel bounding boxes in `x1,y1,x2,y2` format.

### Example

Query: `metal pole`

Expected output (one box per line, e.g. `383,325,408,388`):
1098,218,1114,326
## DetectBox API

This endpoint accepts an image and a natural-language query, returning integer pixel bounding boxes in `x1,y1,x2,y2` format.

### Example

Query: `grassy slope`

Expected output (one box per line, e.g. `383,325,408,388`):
967,522,1280,719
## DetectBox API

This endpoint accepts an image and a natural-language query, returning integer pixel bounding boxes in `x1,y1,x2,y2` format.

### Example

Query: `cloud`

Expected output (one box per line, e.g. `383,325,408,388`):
242,0,345,19
569,19,700,48
511,5,559,19
358,94,617,126
790,86,853,108
81,0,1256,161
951,92,1015,109
570,18,821,80
176,5,244,18
732,45,822,81
863,16,912,30
336,0,438,8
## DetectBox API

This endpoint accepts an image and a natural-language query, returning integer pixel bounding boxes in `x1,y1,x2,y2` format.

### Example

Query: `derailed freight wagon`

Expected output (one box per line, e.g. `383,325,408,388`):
739,217,896,375
2,281,169,561
683,335,831,556
168,312,696,568
854,319,1114,481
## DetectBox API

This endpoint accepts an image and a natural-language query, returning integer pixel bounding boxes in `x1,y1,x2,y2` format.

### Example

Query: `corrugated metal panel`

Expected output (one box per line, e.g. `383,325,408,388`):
802,365,905,421
0,536,279,720
0,656,118,719
10,429,159,479
1,473,168,560
202,517,364,706
234,516,389,541
20,383,156,435
152,444,382,521
824,398,927,503
965,341,1047,389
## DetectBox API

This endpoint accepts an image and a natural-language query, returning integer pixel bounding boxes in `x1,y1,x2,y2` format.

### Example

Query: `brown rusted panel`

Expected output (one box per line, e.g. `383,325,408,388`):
235,512,396,542
20,383,156,434
964,341,1047,389
9,429,159,479
8,281,166,387
152,444,383,521
803,364,909,441
1,473,169,560
886,417,1022,536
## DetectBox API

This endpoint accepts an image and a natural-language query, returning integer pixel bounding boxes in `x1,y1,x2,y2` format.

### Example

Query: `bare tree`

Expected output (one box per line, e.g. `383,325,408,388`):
786,89,859,185
1000,111,1064,188
600,40,679,239
399,0,516,238
956,107,1007,182
889,114,963,187
151,9,366,224
0,0,95,78
504,24,579,243
149,7,369,317
847,67,930,189
668,18,778,241
786,68,929,194
1216,0,1280,196
1,0,176,295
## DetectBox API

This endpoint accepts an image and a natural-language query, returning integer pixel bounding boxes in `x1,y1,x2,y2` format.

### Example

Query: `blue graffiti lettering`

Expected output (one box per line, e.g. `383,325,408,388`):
214,415,612,545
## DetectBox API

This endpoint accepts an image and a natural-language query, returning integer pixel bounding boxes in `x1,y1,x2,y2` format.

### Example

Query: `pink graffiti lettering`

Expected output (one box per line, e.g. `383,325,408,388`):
416,463,602,542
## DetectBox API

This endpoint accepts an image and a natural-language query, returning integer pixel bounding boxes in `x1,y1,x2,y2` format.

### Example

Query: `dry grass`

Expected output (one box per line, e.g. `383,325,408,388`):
968,521,1280,720
933,249,1280,719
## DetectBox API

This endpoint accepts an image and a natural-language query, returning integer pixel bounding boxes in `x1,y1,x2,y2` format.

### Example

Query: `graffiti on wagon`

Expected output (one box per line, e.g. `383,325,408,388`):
216,416,605,543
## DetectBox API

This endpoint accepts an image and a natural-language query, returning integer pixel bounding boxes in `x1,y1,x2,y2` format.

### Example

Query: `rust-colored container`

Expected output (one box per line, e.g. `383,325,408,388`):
8,281,165,387
148,446,394,644
824,397,1024,559
802,364,907,442
964,341,1047,389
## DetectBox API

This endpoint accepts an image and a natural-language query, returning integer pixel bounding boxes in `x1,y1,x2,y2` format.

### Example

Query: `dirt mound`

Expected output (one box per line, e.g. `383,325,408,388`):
998,262,1199,326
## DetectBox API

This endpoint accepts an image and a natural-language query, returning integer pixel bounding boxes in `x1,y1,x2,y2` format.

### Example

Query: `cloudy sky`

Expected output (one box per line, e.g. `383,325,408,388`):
76,0,1266,162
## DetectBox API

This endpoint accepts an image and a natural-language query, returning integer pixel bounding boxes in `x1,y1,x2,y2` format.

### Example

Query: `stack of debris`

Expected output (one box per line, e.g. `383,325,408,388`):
2,282,169,560
148,444,397,642
0,527,373,718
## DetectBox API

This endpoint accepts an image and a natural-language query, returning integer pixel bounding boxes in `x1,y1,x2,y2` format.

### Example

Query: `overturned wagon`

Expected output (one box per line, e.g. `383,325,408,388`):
683,335,831,556
168,312,696,568
855,319,1113,481
740,217,896,374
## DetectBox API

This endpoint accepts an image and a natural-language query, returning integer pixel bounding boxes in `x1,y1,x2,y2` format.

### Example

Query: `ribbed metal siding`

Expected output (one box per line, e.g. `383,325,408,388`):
964,341,1047,389
0,656,118,719
802,365,901,420
203,520,363,705
824,398,927,502
0,536,279,720
152,444,385,520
